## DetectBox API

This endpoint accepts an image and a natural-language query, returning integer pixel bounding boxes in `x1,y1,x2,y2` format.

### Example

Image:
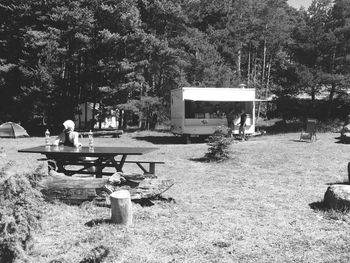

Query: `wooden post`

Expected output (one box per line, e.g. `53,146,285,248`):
110,190,132,225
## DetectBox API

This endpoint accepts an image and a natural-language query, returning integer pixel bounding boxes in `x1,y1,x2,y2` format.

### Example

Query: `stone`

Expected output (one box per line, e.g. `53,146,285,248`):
324,184,350,210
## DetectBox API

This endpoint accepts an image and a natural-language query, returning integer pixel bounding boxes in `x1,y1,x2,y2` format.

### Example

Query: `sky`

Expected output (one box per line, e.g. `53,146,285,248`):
287,0,313,9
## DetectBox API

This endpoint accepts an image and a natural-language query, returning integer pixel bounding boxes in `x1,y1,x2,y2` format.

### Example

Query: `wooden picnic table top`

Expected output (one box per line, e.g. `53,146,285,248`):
18,145,158,158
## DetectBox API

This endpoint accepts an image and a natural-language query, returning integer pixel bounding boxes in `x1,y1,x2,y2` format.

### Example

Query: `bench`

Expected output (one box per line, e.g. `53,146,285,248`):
79,130,123,138
39,158,164,176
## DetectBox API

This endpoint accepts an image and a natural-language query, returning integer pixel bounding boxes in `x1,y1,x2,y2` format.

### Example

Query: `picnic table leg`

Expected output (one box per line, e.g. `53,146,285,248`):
134,162,156,175
119,155,127,171
135,163,148,174
149,163,155,175
94,158,104,178
47,159,57,172
56,160,65,173
95,167,102,178
111,155,127,172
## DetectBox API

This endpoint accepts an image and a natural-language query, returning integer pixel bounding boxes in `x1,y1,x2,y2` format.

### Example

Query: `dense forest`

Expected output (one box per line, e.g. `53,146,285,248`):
0,0,350,132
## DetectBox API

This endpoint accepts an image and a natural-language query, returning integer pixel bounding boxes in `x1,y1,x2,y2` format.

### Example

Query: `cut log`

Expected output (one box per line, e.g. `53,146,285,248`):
40,170,108,204
39,171,174,205
110,190,132,225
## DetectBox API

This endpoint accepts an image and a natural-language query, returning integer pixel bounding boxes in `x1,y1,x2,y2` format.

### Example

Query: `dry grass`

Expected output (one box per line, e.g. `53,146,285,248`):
1,131,350,262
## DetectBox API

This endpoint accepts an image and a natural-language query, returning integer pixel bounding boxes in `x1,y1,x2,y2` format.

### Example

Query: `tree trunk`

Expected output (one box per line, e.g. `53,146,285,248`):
91,84,97,130
327,83,336,119
262,25,268,90
253,50,257,84
237,42,242,80
311,87,315,101
265,59,272,98
326,44,337,119
247,45,251,86
84,102,88,130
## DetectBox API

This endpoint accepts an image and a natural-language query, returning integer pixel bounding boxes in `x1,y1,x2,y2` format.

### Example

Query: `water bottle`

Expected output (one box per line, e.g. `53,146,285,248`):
45,129,50,146
88,130,94,150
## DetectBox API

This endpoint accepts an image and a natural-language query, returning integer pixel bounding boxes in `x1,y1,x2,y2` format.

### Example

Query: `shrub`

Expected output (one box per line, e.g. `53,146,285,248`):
204,126,233,162
0,162,44,263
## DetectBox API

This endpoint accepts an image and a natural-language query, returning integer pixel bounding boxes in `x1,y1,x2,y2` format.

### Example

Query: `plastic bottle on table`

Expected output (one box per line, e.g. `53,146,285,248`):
45,129,50,146
88,130,94,150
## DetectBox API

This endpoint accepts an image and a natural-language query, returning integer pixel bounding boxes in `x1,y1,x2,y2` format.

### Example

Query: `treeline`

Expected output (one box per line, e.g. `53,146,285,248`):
0,0,350,132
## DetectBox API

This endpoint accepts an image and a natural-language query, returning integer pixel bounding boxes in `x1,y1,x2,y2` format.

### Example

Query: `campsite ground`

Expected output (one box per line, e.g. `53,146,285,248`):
1,130,350,262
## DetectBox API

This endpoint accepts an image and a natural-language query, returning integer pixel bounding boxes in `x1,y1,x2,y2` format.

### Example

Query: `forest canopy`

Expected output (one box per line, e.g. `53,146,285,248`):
0,0,350,132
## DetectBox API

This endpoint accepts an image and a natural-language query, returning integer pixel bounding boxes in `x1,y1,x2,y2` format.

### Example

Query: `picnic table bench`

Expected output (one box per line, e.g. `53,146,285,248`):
79,129,123,138
19,146,163,178
42,158,165,176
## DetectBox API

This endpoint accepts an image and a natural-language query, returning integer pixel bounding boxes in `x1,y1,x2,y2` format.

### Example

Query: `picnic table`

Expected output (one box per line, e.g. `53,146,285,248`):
18,145,162,178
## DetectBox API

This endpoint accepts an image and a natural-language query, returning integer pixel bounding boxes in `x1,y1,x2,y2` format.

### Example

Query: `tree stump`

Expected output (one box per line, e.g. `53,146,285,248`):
110,190,132,225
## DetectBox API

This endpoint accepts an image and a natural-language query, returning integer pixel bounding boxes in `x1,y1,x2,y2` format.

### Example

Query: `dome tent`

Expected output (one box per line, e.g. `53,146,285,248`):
0,122,29,138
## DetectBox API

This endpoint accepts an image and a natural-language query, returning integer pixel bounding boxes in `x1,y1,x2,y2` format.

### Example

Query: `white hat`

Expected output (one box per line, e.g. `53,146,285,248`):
63,120,75,131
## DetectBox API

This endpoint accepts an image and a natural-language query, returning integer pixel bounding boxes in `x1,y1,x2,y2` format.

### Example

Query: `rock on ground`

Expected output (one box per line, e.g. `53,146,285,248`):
324,184,350,210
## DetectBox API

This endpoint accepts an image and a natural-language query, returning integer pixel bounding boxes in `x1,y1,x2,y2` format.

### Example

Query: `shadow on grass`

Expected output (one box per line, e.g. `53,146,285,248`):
290,139,313,143
334,136,350,144
134,196,176,207
189,157,209,163
134,135,206,145
151,195,176,203
309,200,350,222
133,198,155,207
85,218,111,227
309,200,328,212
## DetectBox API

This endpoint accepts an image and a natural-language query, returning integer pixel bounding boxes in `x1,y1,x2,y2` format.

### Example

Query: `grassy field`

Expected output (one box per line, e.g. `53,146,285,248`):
1,130,350,263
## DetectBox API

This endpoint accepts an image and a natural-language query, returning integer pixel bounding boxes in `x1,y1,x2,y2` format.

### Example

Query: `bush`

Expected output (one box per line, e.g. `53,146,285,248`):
204,126,233,162
0,162,44,263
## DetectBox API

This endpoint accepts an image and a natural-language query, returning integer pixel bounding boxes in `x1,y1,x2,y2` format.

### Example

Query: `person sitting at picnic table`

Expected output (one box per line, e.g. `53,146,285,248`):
53,120,82,148
239,109,247,141
51,120,97,173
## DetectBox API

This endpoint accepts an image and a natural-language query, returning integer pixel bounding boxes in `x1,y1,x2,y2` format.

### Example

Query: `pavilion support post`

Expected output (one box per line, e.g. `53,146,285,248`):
110,190,132,225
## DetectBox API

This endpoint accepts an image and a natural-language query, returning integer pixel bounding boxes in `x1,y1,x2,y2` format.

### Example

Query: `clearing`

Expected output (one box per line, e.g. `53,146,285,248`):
1,131,350,263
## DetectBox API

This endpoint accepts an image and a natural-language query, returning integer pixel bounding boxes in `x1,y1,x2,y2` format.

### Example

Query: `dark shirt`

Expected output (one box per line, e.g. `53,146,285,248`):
240,113,247,126
63,131,75,147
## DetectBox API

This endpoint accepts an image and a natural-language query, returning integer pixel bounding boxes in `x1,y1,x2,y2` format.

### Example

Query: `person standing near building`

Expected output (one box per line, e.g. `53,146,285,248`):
239,109,247,141
226,107,236,137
